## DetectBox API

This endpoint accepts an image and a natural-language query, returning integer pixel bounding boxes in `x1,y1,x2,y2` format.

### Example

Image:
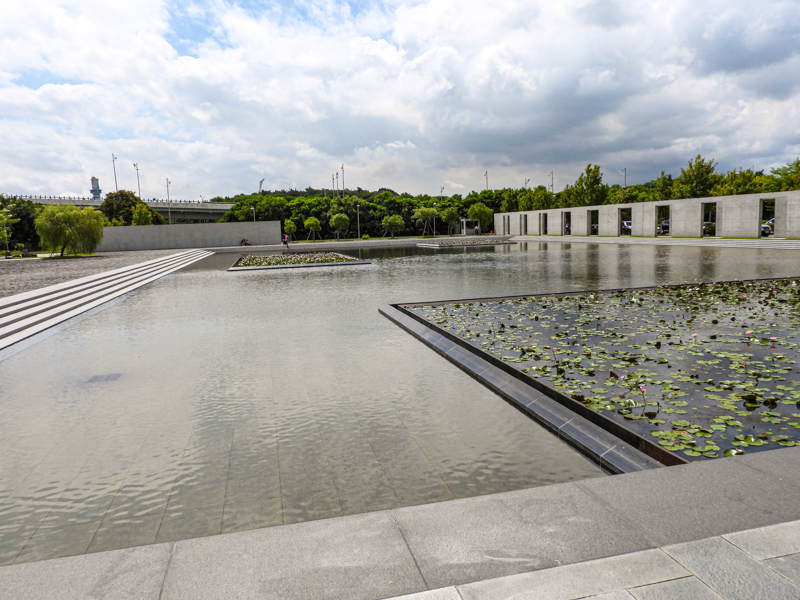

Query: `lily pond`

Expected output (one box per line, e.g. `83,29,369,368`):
406,278,800,461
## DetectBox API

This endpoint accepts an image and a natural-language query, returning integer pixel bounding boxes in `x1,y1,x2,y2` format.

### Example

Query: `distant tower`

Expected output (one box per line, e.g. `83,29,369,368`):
90,177,102,200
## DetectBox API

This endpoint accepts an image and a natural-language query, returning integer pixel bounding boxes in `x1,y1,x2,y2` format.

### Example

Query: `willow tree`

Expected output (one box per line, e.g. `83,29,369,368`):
35,205,105,256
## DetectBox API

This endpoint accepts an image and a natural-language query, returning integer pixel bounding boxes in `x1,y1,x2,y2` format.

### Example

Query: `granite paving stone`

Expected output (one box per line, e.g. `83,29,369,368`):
160,511,426,600
664,536,800,600
220,497,283,534
0,543,171,600
86,515,163,553
629,576,724,600
763,553,800,588
576,456,800,546
723,520,800,560
456,549,687,600
155,505,223,543
394,483,654,589
581,593,637,600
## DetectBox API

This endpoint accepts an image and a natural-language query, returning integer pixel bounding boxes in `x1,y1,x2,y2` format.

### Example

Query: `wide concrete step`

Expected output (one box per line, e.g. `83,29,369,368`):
0,249,212,352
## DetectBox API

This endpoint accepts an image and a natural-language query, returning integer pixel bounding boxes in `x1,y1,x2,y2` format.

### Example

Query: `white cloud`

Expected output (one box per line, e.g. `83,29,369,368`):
1,0,799,198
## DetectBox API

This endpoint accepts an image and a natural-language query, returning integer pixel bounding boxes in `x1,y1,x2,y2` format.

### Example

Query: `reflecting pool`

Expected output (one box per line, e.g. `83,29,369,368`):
2,241,800,564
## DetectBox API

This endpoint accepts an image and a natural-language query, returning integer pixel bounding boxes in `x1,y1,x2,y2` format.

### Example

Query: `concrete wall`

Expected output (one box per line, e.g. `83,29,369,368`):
97,221,281,252
495,191,800,239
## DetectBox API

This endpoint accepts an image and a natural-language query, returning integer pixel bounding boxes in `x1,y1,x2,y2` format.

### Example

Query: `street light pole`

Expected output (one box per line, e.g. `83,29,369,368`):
619,168,627,187
484,171,488,191
341,164,345,197
251,207,256,222
524,178,530,189
166,178,171,224
133,163,141,198
548,171,554,192
357,204,360,239
112,154,118,192
259,178,265,194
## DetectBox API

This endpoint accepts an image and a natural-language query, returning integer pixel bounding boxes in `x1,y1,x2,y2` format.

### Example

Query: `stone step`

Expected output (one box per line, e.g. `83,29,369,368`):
0,249,212,351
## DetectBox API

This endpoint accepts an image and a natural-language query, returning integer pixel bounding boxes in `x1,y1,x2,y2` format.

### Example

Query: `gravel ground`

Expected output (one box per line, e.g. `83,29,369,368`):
0,250,185,298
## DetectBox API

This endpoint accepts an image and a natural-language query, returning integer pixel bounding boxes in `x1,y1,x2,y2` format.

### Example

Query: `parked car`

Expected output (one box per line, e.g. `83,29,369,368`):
621,221,632,234
702,222,716,235
660,220,669,234
590,223,599,234
761,223,772,236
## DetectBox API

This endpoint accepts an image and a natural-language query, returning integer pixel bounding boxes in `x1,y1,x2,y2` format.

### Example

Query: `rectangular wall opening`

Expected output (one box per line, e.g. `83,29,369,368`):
540,213,548,235
656,205,670,236
702,203,717,237
563,212,572,235
589,210,599,235
619,207,632,235
761,199,775,238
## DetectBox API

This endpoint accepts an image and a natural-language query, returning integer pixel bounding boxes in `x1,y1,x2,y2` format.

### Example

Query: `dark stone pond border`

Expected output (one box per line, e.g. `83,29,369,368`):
380,302,672,474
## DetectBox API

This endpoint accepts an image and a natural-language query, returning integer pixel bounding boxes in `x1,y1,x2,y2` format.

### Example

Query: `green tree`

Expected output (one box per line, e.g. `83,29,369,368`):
304,216,322,240
607,186,640,204
644,172,674,202
672,155,721,199
284,219,297,240
711,168,777,196
467,202,494,233
100,191,163,225
519,186,555,211
563,164,608,207
131,203,152,225
766,157,800,191
0,202,20,255
439,206,460,235
0,197,41,250
35,205,105,256
330,213,349,239
382,214,404,238
411,207,437,235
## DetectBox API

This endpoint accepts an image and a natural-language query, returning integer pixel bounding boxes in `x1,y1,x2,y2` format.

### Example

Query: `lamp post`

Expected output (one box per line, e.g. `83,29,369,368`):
133,163,141,198
259,178,265,194
166,178,171,224
357,204,360,239
251,207,256,222
524,178,530,189
433,201,437,237
112,154,118,192
341,164,345,197
548,171,554,192
619,168,627,187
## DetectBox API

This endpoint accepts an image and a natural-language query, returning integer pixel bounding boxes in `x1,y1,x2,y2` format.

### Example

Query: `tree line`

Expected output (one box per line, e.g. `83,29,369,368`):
217,155,800,239
2,154,799,248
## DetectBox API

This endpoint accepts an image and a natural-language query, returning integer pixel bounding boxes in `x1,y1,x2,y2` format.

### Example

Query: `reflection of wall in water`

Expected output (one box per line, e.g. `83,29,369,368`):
653,246,671,281
698,248,718,281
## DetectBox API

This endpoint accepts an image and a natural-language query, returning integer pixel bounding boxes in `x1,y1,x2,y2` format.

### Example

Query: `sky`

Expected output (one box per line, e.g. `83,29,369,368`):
1,0,799,200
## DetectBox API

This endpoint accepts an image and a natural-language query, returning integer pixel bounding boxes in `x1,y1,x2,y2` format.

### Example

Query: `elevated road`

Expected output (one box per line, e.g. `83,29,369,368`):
11,196,234,222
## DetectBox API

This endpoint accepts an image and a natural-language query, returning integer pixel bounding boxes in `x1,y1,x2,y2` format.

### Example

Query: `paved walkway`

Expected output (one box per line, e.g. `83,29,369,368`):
0,445,797,599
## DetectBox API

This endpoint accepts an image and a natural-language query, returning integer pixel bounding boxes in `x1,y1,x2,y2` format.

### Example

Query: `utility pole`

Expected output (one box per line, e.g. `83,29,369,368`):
112,154,118,192
357,204,360,239
484,171,488,191
335,172,339,196
259,178,265,194
166,178,171,224
341,164,345,197
524,178,530,189
133,163,141,198
619,168,627,187
548,171,554,193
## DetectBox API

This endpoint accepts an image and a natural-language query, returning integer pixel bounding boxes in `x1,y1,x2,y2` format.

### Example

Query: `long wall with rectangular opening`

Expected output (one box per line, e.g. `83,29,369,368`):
495,190,800,239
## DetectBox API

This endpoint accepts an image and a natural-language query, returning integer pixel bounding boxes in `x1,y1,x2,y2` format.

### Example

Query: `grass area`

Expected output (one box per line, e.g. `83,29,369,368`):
407,278,800,461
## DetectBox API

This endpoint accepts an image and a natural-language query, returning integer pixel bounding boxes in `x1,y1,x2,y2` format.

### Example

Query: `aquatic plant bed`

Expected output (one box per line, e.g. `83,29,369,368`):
229,252,370,270
400,278,800,462
417,238,516,248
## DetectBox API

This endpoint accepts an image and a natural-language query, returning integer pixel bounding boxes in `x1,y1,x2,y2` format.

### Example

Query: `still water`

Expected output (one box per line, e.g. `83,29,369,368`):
1,241,799,564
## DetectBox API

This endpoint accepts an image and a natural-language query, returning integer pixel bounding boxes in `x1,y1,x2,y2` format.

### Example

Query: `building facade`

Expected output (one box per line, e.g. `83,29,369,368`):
494,190,800,239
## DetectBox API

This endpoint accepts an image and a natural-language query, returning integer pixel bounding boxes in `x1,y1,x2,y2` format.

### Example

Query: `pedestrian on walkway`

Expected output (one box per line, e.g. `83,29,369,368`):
283,234,289,248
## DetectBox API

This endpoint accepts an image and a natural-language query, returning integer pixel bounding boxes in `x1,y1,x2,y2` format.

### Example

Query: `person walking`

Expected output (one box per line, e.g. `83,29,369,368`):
283,234,290,248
